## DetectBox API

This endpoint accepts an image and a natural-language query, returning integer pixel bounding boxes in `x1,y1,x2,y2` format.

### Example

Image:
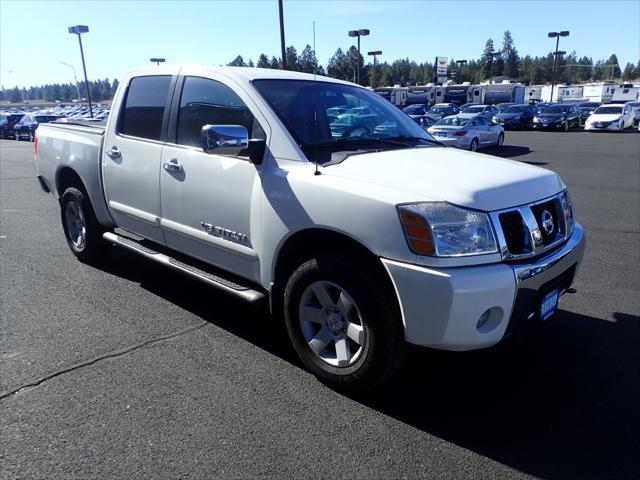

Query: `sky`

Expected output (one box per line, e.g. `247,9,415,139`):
1,0,639,88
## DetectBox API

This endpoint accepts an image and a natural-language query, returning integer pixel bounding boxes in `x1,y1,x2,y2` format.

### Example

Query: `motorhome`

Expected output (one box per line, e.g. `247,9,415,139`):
612,84,640,104
483,83,525,105
582,82,618,103
442,83,485,105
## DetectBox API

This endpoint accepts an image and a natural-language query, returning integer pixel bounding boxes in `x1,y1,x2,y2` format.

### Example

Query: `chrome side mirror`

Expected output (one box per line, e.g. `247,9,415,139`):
201,125,249,156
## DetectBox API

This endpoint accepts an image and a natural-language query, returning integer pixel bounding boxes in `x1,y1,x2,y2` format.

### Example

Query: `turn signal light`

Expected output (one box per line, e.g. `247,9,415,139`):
399,207,435,255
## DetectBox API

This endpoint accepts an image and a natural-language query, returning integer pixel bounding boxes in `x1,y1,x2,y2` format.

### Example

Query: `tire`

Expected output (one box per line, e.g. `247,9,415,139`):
563,121,569,132
14,131,20,141
28,130,34,142
60,187,108,264
283,252,408,391
469,138,479,151
496,132,504,147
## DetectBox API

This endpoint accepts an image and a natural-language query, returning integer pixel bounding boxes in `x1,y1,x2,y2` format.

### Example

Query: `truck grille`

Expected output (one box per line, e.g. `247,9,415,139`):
492,193,569,260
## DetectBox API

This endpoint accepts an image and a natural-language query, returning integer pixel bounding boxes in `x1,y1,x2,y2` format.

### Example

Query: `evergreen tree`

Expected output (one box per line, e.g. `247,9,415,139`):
228,55,247,67
481,38,495,80
621,62,635,81
257,54,270,68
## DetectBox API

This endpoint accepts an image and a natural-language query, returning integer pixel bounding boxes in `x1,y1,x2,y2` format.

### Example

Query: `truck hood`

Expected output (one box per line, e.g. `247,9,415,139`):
321,146,564,211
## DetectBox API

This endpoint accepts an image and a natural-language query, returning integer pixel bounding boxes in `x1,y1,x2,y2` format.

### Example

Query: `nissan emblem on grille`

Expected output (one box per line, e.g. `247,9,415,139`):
541,209,554,235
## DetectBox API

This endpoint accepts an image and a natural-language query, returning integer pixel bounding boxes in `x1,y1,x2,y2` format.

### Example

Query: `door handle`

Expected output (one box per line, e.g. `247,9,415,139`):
163,158,183,173
106,146,121,159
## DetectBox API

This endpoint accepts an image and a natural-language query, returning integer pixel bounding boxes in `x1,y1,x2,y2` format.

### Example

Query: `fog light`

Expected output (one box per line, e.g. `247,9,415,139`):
477,309,491,330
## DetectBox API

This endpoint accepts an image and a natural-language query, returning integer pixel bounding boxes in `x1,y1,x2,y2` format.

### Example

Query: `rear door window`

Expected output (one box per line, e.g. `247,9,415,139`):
118,75,172,141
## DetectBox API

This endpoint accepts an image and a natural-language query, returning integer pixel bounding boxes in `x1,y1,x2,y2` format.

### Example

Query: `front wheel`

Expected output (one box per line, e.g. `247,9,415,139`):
60,187,108,264
469,138,479,151
14,131,20,141
28,130,34,142
564,121,569,132
496,133,504,147
283,253,407,391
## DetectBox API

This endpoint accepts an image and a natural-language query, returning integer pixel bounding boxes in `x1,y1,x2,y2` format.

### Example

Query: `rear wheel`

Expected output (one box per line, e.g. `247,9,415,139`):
284,252,407,391
469,138,479,151
60,187,108,264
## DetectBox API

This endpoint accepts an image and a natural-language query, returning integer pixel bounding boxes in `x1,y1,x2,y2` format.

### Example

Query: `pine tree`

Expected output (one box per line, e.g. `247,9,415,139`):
481,38,495,80
257,54,270,68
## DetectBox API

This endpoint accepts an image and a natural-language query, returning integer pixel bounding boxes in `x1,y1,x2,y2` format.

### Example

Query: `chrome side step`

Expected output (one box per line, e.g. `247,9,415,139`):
103,232,265,303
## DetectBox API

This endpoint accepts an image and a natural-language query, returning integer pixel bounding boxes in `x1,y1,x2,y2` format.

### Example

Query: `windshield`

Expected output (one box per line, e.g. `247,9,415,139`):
502,106,529,113
430,106,451,114
434,116,469,127
594,106,622,114
544,105,570,114
403,105,428,114
253,79,435,160
462,106,485,113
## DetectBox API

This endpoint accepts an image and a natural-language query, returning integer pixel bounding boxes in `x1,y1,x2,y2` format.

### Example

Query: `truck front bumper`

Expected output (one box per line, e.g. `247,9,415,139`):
381,223,586,350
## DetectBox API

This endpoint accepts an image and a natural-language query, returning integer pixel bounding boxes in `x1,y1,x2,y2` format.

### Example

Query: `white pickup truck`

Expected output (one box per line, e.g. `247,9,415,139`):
35,66,586,390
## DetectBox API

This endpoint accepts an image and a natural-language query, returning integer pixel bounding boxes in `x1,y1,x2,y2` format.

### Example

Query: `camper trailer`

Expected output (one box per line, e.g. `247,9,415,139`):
582,82,619,103
443,84,485,106
405,85,445,106
612,84,640,104
483,83,525,105
373,86,409,107
557,85,585,102
540,85,561,103
524,86,543,104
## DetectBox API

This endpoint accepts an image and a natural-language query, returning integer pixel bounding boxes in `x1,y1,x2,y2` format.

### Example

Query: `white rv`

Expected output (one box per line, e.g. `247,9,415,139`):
612,84,640,104
540,85,561,103
582,82,618,103
557,85,585,102
524,86,543,104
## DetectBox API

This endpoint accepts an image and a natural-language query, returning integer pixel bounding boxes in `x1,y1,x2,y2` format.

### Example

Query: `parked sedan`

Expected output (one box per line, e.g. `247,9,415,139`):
533,104,581,131
0,113,24,139
494,102,515,112
412,115,436,130
625,101,640,125
427,114,504,151
584,104,635,132
461,104,499,117
330,113,380,137
492,104,538,129
14,114,63,141
402,104,431,117
428,103,460,120
577,102,601,125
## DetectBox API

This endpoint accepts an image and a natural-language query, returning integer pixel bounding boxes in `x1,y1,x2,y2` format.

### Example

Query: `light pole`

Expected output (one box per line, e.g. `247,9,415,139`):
150,58,165,66
60,62,81,102
348,29,369,85
455,59,467,83
278,0,286,69
548,30,569,103
68,25,93,118
368,50,382,88
5,70,24,102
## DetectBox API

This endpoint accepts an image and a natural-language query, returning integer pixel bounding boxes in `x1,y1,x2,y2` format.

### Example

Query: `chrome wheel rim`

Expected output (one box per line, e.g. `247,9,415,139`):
470,140,478,151
497,134,504,146
298,281,366,368
65,199,87,250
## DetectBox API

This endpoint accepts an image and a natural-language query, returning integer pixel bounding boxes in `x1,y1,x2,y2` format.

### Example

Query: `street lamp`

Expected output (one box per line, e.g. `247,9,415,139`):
348,28,369,85
150,58,165,66
548,30,569,102
456,59,467,83
368,50,382,88
68,25,93,118
60,62,81,102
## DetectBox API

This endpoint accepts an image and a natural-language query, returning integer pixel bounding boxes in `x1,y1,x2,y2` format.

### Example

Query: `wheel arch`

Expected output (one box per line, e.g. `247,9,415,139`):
56,166,86,201
270,228,396,317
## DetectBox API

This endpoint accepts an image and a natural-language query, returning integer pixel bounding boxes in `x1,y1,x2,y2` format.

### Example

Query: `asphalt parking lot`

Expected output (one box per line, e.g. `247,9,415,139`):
1,130,639,479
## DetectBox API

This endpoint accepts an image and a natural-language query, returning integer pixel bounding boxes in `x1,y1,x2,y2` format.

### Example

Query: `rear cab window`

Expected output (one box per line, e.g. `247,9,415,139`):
117,75,172,141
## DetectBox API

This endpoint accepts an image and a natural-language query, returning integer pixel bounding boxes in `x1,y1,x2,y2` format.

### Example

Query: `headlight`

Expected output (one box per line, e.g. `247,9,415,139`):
560,190,575,238
533,116,539,122
398,202,498,257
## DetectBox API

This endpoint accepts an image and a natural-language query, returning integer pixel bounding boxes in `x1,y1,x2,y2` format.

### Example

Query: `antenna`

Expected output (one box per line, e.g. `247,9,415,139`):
313,20,316,80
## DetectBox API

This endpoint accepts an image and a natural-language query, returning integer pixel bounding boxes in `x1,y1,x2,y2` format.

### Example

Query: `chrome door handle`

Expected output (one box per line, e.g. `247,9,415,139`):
163,158,183,173
106,146,121,159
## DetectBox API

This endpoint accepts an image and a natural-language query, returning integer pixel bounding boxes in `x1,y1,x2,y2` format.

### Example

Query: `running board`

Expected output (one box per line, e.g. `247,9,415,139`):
103,232,265,303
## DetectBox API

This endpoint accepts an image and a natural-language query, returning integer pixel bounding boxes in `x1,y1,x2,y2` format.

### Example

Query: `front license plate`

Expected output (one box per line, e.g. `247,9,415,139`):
596,123,602,127
540,289,559,321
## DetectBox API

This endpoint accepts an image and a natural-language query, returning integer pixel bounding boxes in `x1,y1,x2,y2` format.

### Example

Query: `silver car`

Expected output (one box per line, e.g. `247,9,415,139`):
427,114,504,151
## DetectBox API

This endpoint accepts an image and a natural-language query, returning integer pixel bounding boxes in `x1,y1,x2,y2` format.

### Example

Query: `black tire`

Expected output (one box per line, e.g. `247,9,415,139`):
496,132,504,147
60,187,108,264
563,121,569,132
14,131,21,141
28,130,34,142
469,138,479,151
283,252,408,391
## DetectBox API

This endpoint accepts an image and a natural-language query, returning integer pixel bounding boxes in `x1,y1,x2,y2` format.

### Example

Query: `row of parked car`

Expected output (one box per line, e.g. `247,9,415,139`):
399,100,640,150
0,103,110,141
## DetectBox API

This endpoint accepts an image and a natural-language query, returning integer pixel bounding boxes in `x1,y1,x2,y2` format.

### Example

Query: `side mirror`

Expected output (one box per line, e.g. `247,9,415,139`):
201,125,249,156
